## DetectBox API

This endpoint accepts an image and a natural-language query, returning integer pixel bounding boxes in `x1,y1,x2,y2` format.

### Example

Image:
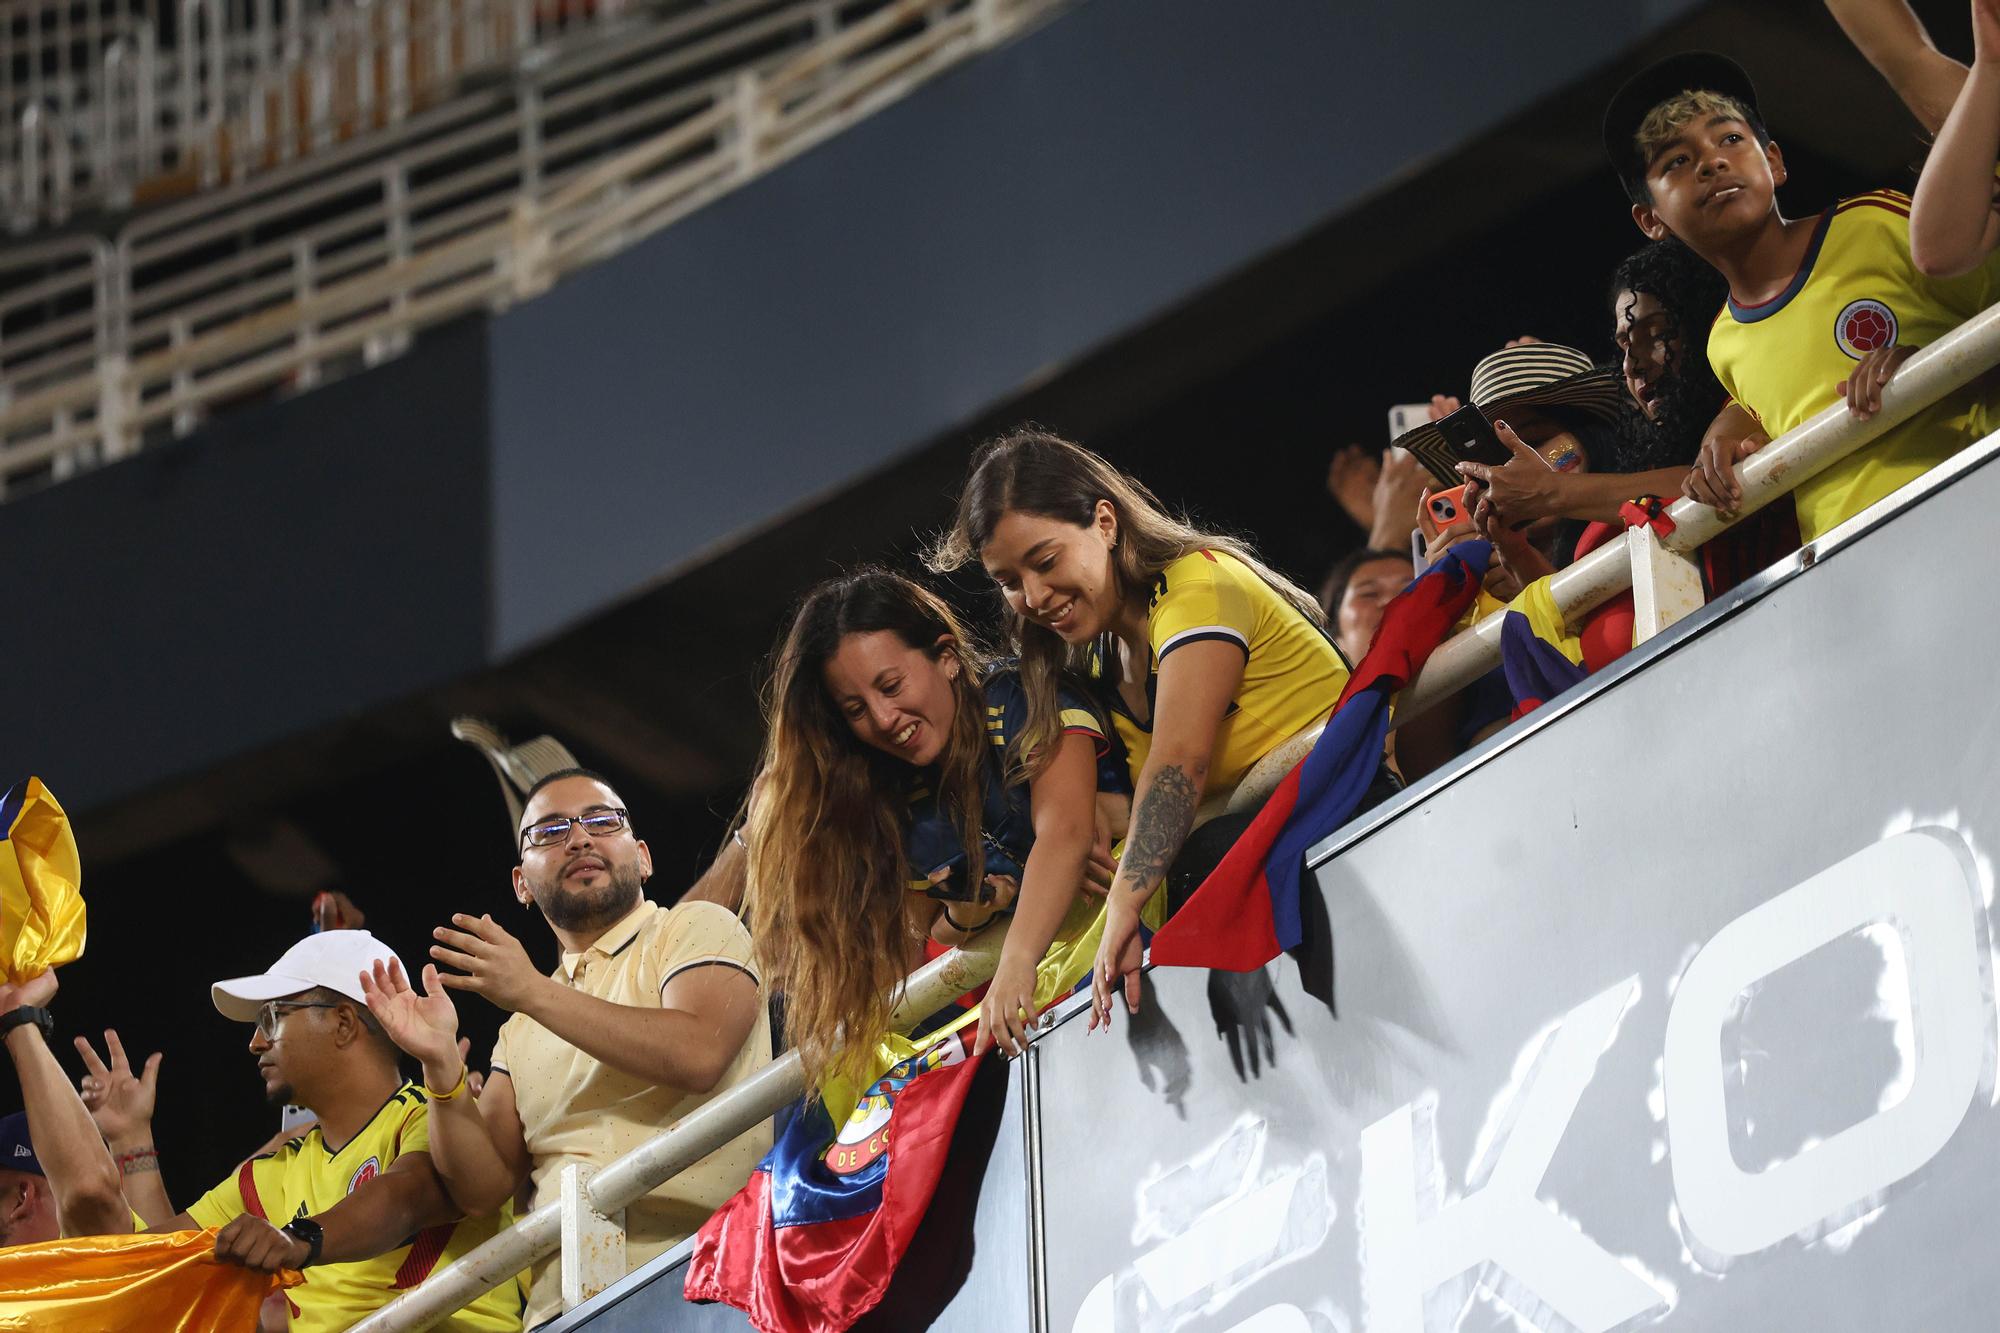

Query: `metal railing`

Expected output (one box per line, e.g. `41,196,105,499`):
347,312,2000,1331
347,923,1011,1331
2,0,633,228
1391,303,2000,724
0,0,1060,498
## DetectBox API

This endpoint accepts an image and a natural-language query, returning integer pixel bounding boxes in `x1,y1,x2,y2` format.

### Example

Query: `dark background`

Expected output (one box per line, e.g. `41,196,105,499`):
6,0,1976,1201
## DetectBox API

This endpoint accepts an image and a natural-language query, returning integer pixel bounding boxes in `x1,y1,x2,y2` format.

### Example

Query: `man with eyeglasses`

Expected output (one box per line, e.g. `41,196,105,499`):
137,930,525,1332
362,767,770,1328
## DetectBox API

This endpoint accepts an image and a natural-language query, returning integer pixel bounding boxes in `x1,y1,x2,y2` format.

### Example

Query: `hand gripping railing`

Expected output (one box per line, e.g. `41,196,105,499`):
347,313,2000,1332
347,922,1011,1331
1392,302,2000,724
1217,305,2000,818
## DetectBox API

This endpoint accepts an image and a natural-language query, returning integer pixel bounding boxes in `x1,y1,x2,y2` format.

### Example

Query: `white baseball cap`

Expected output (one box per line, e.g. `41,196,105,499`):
211,930,403,1023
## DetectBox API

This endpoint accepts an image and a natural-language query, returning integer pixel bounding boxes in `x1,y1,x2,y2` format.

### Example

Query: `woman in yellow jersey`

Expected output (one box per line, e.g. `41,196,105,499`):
932,430,1380,1023
745,570,1124,1080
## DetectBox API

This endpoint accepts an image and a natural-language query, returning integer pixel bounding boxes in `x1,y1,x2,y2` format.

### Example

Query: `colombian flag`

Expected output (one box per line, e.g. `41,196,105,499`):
1148,541,1493,974
687,890,1126,1332
0,1229,297,1330
685,1026,988,1333
0,778,86,986
1498,575,1588,717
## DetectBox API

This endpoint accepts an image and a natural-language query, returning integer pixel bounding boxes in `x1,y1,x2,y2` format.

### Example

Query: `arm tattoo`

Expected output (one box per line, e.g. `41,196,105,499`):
1116,763,1199,904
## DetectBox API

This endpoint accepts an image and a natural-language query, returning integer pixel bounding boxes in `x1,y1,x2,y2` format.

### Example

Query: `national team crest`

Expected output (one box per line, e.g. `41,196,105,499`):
348,1156,381,1192
1835,298,1898,358
823,1035,967,1176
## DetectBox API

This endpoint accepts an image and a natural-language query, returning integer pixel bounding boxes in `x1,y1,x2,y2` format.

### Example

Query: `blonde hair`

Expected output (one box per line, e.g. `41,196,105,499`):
744,570,990,1089
928,428,1325,769
1634,89,1759,169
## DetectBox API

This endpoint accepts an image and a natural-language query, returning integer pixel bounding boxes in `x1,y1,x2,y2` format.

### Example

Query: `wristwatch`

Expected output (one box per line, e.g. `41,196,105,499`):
281,1216,325,1269
0,1007,53,1044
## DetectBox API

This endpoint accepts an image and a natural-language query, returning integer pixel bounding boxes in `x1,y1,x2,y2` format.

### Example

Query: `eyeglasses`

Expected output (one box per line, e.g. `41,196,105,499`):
255,1000,340,1040
520,807,632,850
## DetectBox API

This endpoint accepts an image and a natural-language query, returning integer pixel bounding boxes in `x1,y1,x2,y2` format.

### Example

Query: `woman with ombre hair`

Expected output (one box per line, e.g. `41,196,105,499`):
743,569,1123,1085
931,429,1391,1027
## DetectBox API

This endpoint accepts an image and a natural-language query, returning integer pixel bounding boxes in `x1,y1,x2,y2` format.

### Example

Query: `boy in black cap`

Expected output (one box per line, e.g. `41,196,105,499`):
1604,51,2000,542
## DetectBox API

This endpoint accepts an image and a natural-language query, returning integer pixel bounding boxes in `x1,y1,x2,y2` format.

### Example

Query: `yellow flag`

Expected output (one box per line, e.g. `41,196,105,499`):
1504,575,1589,668
0,1229,298,1331
0,778,86,986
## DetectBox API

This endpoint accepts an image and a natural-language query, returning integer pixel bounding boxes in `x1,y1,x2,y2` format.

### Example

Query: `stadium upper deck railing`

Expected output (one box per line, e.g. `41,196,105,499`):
3,0,632,229
0,0,1067,497
345,308,2000,1330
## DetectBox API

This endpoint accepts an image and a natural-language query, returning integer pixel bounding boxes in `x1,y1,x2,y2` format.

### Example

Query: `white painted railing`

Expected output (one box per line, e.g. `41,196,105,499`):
0,0,1061,498
1391,302,2000,722
347,924,1011,1331
1,0,630,228
346,312,2000,1331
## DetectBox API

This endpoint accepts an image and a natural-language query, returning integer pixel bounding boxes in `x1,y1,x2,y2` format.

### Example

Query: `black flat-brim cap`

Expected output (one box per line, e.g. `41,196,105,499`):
1603,51,1760,194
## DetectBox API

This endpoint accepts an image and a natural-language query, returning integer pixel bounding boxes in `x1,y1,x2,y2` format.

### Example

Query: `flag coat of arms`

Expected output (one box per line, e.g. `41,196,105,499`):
684,1026,986,1333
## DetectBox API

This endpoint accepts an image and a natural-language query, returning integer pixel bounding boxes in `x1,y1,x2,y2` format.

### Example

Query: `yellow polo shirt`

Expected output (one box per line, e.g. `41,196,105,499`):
490,898,771,1329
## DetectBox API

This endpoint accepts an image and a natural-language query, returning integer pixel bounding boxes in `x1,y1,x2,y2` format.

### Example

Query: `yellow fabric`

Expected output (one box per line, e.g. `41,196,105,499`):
492,898,773,1329
1506,577,1588,667
0,778,86,986
0,1228,297,1331
1708,191,2000,541
1108,550,1349,805
185,1083,519,1333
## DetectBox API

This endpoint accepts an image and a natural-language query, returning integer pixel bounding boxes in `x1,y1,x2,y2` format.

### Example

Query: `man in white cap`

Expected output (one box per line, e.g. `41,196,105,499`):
127,930,524,1332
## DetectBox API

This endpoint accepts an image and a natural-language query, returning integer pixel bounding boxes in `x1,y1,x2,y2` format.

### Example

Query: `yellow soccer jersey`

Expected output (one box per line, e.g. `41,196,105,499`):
1708,190,2000,541
1098,549,1349,802
187,1083,522,1333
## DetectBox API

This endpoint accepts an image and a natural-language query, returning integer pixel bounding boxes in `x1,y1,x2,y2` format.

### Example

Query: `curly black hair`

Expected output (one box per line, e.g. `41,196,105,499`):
1603,238,1731,473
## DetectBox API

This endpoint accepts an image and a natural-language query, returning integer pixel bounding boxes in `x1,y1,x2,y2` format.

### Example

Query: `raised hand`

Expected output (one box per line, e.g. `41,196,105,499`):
0,969,58,1015
1327,445,1383,530
74,1030,161,1143
359,958,461,1072
1367,446,1431,549
311,890,366,932
1977,0,2000,66
430,914,547,1014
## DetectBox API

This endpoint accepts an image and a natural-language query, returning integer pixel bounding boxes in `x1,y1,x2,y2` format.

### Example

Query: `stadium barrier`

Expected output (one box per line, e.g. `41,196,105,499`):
345,304,2000,1329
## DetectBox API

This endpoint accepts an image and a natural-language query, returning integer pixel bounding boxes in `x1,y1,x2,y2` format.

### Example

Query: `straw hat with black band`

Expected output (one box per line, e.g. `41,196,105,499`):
1389,342,1626,473
1602,51,1763,204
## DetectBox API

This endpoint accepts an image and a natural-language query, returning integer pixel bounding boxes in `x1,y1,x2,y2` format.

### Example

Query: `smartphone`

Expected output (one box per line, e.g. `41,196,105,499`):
1407,402,1512,488
1387,402,1431,442
1426,483,1471,529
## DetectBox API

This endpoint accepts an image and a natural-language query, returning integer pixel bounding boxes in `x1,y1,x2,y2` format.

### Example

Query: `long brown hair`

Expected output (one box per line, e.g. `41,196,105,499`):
745,569,991,1087
928,427,1325,768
